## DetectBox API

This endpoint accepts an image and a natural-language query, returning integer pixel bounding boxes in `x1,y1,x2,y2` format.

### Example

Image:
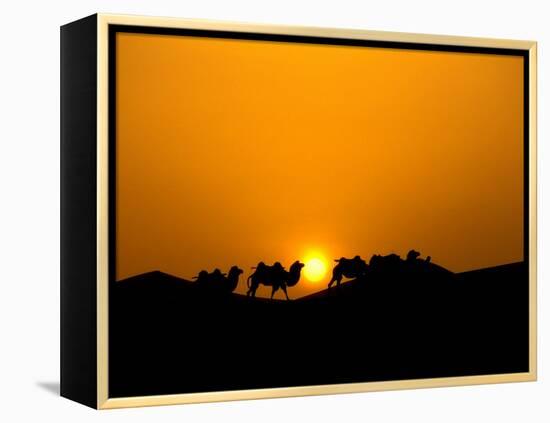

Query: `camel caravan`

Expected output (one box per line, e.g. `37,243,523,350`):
328,249,445,288
191,249,441,300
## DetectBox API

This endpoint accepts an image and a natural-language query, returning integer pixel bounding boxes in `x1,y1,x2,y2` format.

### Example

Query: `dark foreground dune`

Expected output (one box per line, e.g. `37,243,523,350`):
109,262,529,398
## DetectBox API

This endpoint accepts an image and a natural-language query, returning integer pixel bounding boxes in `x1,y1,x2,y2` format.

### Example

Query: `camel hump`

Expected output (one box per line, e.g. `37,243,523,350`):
273,261,284,270
193,270,208,279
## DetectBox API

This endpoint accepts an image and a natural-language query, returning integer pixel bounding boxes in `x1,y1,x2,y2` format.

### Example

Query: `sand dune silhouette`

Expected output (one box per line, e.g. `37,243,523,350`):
109,260,528,398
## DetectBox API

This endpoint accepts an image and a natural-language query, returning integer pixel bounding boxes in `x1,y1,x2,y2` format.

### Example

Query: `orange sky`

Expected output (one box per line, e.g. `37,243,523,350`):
115,32,524,298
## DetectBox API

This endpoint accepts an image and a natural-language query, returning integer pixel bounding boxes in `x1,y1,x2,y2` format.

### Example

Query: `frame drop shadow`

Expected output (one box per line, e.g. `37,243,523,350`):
36,381,60,396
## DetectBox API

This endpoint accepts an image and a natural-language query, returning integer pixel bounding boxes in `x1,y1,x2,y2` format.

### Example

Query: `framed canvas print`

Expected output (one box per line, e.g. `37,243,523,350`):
60,14,537,409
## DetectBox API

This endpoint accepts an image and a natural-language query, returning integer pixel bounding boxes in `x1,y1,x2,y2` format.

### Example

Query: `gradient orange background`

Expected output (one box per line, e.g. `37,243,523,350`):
115,32,524,298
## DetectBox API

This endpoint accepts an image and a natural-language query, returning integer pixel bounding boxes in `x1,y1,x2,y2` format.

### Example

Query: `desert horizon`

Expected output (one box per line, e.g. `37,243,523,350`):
114,250,525,299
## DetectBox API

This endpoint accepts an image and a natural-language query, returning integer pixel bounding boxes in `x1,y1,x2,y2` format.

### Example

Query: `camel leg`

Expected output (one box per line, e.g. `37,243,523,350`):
281,284,290,300
271,286,279,300
328,273,340,288
247,283,257,298
329,275,342,288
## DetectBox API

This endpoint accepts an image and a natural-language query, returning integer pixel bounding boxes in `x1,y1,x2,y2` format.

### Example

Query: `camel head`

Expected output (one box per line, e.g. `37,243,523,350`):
406,249,421,261
285,261,305,287
290,260,305,272
228,265,243,278
225,265,243,293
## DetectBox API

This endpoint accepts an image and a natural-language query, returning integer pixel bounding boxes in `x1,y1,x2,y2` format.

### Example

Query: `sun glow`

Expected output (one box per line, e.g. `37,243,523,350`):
303,254,329,283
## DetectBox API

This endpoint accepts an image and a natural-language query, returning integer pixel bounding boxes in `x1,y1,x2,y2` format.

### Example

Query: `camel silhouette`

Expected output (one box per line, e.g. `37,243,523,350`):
328,255,368,288
247,260,305,300
192,266,243,293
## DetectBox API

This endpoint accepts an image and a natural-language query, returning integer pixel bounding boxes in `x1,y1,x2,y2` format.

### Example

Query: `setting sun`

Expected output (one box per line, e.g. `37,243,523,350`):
303,256,328,283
